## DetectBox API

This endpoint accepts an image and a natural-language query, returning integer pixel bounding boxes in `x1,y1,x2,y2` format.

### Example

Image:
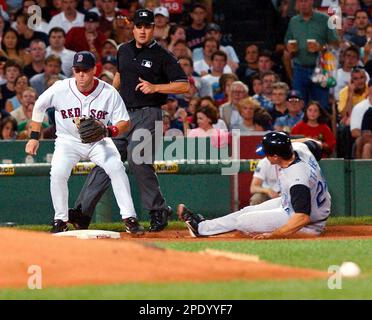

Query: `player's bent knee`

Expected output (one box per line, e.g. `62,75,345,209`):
101,160,125,176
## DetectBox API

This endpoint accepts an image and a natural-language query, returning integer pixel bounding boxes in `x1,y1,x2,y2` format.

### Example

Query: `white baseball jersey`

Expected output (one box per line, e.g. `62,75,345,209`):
253,157,280,192
32,78,129,142
278,142,331,231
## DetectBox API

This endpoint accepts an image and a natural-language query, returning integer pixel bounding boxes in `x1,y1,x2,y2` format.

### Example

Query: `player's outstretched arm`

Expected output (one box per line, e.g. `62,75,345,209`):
25,121,42,156
253,213,311,239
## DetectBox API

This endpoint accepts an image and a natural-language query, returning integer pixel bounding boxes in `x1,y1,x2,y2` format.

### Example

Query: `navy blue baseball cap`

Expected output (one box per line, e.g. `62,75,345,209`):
133,9,154,25
101,55,117,67
73,51,96,69
287,90,303,101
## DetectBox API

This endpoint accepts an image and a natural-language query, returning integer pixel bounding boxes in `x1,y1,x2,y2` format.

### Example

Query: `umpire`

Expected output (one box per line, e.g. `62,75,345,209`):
69,9,189,232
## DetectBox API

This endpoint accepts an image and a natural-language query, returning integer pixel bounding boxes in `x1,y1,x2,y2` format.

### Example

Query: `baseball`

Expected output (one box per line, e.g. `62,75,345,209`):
339,262,361,277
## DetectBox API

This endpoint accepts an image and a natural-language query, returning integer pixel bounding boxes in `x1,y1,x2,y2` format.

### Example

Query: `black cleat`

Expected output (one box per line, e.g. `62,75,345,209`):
50,219,68,233
177,204,205,237
148,206,172,232
123,217,145,235
68,207,91,230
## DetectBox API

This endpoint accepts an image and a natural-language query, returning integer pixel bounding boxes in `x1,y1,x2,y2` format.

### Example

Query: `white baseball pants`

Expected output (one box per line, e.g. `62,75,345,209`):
51,137,136,222
198,197,290,236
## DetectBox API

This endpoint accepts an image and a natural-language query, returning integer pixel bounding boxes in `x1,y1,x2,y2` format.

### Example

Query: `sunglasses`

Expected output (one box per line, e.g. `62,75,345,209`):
135,23,153,29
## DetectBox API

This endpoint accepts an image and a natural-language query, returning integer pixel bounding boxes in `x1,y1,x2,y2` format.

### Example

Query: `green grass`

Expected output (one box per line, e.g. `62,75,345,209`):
1,278,372,300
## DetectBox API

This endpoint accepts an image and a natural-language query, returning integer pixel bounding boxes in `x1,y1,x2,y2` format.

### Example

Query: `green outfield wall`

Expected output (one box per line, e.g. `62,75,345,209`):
0,140,371,224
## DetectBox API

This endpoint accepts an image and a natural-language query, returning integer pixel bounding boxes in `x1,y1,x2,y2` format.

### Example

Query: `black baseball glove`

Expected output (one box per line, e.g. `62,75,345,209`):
77,117,107,143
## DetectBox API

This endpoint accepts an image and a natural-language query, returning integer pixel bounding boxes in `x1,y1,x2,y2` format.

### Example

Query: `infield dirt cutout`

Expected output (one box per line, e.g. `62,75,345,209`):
1,226,371,289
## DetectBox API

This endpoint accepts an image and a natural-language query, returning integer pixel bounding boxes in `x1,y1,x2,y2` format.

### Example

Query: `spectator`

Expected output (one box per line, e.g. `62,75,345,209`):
171,39,192,59
98,70,114,85
174,56,201,108
0,60,22,112
46,27,76,78
5,74,29,112
334,45,361,101
162,111,184,136
29,55,66,96
349,79,372,142
0,28,32,67
193,23,240,73
269,82,289,122
362,24,372,64
98,0,118,38
253,107,273,132
292,101,336,157
110,12,133,45
337,67,368,158
274,90,304,133
236,44,259,88
10,87,37,123
285,0,339,110
48,0,85,33
15,13,49,49
0,116,17,140
219,73,239,105
251,73,263,95
220,81,249,130
343,0,361,18
345,9,369,47
188,104,220,136
23,39,47,79
233,97,261,132
13,0,50,33
356,107,372,158
65,12,107,59
257,50,275,74
154,6,170,41
249,157,280,205
163,96,185,132
186,3,207,51
101,38,118,58
199,96,227,130
167,25,188,54
187,96,200,126
101,55,117,74
199,50,228,102
194,38,232,76
0,56,7,85
253,71,279,111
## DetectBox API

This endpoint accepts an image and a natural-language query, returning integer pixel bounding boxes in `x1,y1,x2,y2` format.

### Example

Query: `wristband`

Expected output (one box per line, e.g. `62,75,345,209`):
30,131,40,140
107,125,119,137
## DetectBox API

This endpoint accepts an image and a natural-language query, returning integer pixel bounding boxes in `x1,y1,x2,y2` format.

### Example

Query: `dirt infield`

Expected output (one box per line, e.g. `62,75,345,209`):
1,225,371,289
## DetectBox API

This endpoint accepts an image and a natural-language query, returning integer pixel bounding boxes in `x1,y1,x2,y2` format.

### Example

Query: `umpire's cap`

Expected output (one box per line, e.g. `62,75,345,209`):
73,51,96,69
256,131,293,159
133,9,154,25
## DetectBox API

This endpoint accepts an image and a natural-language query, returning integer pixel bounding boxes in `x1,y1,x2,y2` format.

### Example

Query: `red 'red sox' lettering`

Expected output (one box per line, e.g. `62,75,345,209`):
60,108,108,120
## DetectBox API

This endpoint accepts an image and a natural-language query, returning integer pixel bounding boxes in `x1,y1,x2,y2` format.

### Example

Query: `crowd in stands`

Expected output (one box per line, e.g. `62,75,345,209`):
0,0,372,159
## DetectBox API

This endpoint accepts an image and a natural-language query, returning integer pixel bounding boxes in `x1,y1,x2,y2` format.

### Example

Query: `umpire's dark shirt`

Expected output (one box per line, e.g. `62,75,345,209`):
117,39,188,109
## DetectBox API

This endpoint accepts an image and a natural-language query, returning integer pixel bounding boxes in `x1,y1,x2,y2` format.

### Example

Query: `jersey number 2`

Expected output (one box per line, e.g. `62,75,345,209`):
316,181,326,208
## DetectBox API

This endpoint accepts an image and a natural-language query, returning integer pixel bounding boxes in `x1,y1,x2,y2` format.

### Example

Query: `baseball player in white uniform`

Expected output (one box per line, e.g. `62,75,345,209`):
250,157,280,205
178,132,331,239
25,51,143,234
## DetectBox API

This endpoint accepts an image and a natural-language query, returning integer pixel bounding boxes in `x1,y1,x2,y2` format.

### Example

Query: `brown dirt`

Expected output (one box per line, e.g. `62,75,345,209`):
1,225,370,289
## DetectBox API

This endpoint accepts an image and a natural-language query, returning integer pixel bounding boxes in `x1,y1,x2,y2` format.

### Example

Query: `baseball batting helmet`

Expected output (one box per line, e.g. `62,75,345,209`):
257,131,293,159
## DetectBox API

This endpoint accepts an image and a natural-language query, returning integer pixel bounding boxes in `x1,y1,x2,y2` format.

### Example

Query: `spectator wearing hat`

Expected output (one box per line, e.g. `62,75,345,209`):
193,23,240,73
274,89,304,133
186,3,208,51
46,27,76,78
101,55,117,75
154,6,170,41
101,38,118,58
47,0,85,34
65,12,107,59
